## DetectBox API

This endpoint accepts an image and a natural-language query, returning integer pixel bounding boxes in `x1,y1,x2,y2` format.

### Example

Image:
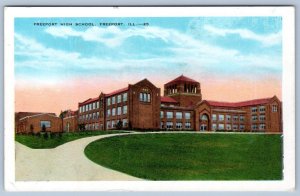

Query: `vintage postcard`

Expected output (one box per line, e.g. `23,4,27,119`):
4,7,295,191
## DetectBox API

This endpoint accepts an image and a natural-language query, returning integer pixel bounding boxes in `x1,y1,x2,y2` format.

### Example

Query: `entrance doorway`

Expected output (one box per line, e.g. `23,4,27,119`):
199,114,209,131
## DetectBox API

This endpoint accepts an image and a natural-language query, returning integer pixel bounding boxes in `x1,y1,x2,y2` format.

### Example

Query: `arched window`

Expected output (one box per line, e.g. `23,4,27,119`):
201,114,208,121
139,88,151,103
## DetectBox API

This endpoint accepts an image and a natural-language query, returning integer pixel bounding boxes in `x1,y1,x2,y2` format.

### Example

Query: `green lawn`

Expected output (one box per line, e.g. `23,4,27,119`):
15,130,126,149
84,133,283,180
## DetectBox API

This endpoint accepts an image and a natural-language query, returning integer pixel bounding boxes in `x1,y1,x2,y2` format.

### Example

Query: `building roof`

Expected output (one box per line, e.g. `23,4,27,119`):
105,87,129,97
206,97,272,108
79,97,99,106
19,113,58,121
160,96,178,103
165,75,198,86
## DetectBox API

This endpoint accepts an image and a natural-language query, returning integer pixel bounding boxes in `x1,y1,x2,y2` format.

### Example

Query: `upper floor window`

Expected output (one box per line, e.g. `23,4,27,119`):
117,95,122,103
85,105,88,111
212,114,217,121
218,114,224,121
233,115,238,121
240,115,245,122
96,101,99,109
139,92,151,102
117,107,122,115
251,107,257,113
259,106,265,112
272,105,278,112
107,98,111,106
123,105,128,114
226,115,231,121
93,102,96,110
176,112,182,119
112,96,116,104
123,93,128,102
112,108,116,116
185,112,191,120
160,111,164,118
167,112,173,119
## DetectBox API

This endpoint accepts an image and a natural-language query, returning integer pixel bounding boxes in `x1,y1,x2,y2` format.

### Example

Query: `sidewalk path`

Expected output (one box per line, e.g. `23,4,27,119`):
15,133,142,181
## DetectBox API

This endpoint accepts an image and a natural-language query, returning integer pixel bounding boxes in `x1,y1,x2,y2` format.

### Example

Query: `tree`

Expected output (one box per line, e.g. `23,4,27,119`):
116,120,123,130
59,110,68,132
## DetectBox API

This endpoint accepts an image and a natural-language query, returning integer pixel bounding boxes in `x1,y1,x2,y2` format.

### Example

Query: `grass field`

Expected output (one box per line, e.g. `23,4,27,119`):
15,130,125,149
84,133,283,180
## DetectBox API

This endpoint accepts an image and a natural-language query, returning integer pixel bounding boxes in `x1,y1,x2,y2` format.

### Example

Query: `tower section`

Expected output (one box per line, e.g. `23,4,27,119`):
164,75,202,107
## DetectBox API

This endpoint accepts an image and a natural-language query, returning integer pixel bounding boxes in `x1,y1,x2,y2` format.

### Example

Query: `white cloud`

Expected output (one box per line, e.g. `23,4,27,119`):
203,25,282,47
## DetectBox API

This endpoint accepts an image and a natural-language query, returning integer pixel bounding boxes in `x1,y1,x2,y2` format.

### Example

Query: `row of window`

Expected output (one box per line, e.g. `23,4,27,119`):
251,106,266,113
161,111,191,119
140,92,151,102
107,119,128,129
85,123,102,130
251,124,266,130
212,123,245,131
251,115,265,121
107,93,128,106
79,101,99,113
107,105,128,117
212,114,244,122
161,122,192,129
79,112,100,121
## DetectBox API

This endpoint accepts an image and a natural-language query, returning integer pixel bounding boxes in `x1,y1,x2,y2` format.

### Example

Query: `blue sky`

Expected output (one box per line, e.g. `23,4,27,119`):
14,17,282,84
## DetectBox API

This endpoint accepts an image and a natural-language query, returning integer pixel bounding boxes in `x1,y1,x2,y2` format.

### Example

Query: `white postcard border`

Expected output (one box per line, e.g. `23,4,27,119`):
4,6,295,191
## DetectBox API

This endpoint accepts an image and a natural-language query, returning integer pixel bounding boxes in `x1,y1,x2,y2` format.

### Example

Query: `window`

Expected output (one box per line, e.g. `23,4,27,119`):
176,122,182,129
240,125,245,131
252,115,258,121
185,122,191,129
123,119,128,127
117,95,122,103
85,105,88,111
93,113,96,119
123,93,128,102
93,102,95,110
79,107,82,113
251,107,257,113
240,115,245,122
219,114,224,121
107,109,111,117
123,105,128,114
212,114,217,121
185,112,191,120
226,115,231,121
82,106,85,112
112,120,116,128
259,115,265,121
89,104,92,111
112,108,116,116
233,125,238,130
212,124,217,130
167,112,173,119
106,121,111,129
117,107,122,115
95,123,99,130
40,121,51,128
89,114,92,120
176,112,182,119
251,124,258,130
160,111,164,118
218,124,224,130
96,101,99,109
259,106,265,112
201,114,208,121
161,122,164,129
166,122,173,129
139,92,151,102
96,112,99,119
259,124,266,130
233,115,238,121
85,114,88,120
107,98,111,106
112,96,115,104
272,105,278,112
226,124,231,130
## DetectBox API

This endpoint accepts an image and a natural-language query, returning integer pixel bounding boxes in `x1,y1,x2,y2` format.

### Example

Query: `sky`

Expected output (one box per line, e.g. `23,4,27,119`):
14,17,282,115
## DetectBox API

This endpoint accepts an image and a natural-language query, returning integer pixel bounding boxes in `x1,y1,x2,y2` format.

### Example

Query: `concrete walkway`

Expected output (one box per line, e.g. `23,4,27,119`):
15,133,142,181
